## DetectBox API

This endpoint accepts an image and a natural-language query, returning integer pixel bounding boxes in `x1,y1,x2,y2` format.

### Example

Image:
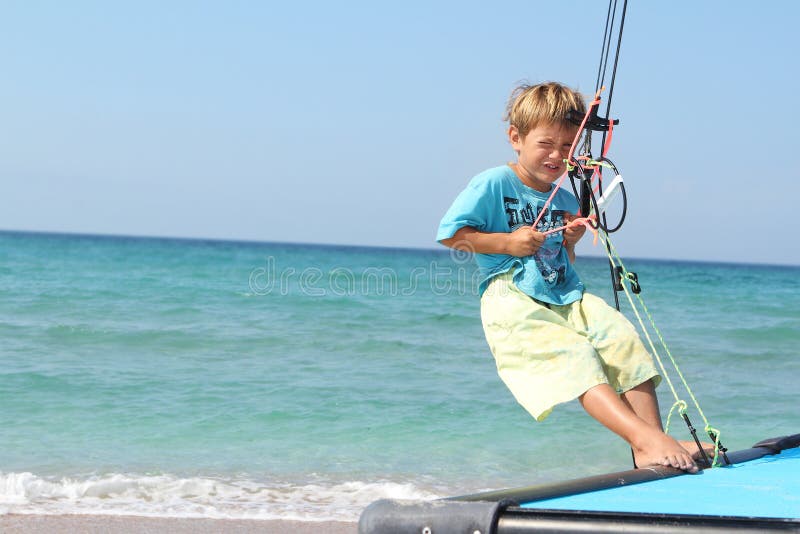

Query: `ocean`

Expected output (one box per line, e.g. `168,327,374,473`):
1,231,798,522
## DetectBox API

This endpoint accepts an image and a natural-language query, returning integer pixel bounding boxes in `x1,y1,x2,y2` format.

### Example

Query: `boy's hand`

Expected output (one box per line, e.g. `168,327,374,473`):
563,213,587,247
505,226,545,257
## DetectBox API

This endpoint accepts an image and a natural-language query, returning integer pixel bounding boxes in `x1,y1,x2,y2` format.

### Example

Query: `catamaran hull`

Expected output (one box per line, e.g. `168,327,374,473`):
359,433,800,533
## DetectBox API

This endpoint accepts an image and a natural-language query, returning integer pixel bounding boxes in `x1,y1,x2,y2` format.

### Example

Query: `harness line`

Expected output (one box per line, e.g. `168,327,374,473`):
598,232,726,466
527,0,729,467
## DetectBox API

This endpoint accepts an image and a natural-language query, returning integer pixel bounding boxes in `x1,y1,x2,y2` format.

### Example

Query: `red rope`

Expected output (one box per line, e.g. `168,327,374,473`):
531,87,605,229
542,216,599,245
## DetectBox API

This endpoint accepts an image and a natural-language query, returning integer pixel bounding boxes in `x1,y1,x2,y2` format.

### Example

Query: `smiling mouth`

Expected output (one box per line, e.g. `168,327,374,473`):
544,163,561,172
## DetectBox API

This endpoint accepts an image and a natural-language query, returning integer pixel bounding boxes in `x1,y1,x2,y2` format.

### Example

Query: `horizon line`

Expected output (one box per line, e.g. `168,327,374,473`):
1,227,798,269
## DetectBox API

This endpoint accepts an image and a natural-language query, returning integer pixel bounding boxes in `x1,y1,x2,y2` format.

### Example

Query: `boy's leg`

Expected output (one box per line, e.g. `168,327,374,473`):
579,383,698,472
620,379,662,429
621,379,714,460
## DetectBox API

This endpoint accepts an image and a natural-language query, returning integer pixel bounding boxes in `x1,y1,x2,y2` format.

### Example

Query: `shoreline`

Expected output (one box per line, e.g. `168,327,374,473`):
0,514,358,533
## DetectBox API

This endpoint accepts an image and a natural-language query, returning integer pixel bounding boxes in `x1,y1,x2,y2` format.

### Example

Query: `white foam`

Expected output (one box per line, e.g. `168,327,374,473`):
0,471,443,521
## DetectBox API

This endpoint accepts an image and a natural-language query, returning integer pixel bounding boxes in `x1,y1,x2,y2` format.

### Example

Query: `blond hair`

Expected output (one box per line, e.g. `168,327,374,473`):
504,82,586,137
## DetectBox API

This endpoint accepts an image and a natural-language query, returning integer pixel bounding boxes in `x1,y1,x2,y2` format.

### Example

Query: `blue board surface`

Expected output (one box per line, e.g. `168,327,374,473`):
522,447,800,519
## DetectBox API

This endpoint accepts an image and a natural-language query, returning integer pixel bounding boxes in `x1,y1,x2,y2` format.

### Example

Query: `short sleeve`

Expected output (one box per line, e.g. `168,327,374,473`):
436,178,493,242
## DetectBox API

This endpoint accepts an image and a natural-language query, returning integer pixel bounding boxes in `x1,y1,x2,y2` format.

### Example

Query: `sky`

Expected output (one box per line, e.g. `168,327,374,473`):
1,1,799,265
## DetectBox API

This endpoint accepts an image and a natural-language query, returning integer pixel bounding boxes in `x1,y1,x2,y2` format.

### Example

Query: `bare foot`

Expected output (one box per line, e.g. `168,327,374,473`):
633,429,698,473
678,440,717,461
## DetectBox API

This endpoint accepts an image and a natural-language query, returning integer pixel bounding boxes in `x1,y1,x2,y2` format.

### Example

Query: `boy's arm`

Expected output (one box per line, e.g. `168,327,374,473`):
440,226,544,257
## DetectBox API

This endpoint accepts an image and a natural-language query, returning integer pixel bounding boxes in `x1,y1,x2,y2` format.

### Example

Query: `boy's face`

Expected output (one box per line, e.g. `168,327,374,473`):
508,122,578,193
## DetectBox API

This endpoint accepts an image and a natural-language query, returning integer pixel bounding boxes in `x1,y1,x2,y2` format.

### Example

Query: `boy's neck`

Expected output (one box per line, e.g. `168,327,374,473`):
508,163,552,193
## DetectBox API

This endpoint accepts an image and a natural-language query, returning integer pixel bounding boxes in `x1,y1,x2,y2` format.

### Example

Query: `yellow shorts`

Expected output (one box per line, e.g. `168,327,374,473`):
480,270,661,421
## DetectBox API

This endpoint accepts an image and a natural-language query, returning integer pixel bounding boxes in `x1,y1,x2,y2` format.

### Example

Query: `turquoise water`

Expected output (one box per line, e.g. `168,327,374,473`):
1,231,798,520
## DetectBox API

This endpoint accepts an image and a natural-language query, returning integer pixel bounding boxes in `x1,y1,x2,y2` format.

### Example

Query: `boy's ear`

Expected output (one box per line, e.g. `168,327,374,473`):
508,125,521,148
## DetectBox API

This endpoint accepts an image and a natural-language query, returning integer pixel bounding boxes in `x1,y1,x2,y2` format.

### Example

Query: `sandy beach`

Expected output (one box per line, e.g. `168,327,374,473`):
0,515,357,533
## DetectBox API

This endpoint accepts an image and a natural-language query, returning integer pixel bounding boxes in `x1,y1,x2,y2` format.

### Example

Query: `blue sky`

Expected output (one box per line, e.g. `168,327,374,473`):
2,1,798,265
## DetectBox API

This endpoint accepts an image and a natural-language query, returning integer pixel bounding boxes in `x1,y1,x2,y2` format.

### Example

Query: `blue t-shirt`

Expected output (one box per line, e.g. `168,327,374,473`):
436,165,585,304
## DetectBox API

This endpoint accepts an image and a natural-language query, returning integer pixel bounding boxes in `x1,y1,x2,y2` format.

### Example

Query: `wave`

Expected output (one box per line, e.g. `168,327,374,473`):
0,472,442,521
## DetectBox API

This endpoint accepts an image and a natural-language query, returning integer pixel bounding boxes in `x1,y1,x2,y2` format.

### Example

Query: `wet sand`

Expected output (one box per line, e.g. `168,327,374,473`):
0,514,357,533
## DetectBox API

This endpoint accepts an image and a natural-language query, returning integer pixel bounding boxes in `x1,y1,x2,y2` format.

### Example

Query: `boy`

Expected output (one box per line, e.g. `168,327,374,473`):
437,81,698,472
